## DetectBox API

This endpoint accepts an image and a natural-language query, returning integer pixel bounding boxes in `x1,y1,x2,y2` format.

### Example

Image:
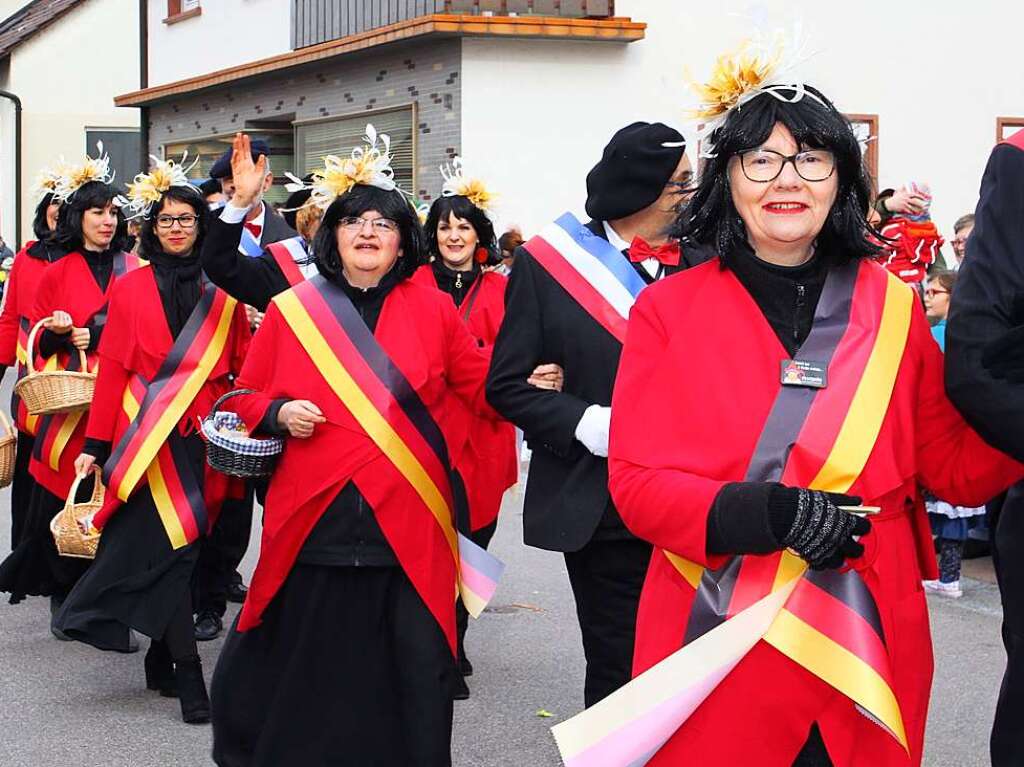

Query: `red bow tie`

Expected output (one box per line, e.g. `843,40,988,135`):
628,237,681,267
244,221,262,240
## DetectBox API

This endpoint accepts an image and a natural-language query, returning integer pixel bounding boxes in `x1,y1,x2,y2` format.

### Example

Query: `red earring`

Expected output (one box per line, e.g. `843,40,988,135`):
475,247,489,264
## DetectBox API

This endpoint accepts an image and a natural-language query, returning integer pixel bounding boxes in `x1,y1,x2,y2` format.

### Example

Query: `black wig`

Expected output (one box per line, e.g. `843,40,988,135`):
424,194,499,266
137,184,210,260
53,180,130,253
313,184,425,280
675,85,878,266
31,193,58,242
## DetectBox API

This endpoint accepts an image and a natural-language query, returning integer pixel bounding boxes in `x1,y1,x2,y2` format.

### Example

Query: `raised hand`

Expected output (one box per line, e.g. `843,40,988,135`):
229,132,269,209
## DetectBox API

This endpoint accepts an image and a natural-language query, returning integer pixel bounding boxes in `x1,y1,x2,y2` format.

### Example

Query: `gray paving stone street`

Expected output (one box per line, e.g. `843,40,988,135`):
0,373,1007,766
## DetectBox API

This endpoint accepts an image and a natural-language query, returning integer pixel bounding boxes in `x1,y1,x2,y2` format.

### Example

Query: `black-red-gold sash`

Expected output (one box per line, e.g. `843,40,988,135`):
102,284,237,548
664,260,915,750
274,276,461,631
266,236,308,288
31,251,146,466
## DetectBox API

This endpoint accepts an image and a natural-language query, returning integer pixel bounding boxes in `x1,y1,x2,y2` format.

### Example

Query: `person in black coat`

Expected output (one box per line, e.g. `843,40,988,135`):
192,135,299,642
945,131,1024,767
486,122,711,707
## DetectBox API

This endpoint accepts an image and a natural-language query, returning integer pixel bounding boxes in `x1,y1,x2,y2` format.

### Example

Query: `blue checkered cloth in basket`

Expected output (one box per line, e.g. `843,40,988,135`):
202,411,283,456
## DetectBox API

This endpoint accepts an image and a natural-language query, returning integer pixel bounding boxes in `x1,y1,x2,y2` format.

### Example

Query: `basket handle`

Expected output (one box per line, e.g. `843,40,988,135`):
207,388,259,419
0,409,13,438
25,316,89,376
67,466,104,507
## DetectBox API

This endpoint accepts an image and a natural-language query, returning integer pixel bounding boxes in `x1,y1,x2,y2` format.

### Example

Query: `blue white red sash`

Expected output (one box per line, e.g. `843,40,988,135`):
265,236,310,287
239,226,263,257
524,212,647,344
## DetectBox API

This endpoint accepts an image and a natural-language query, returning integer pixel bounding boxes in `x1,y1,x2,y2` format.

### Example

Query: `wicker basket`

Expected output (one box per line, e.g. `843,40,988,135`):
50,468,103,559
14,317,96,415
203,389,284,479
0,410,15,489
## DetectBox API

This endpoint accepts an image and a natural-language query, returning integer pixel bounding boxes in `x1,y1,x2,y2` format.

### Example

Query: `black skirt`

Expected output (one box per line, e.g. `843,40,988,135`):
53,487,200,652
54,434,206,651
9,430,37,548
211,564,456,767
0,480,90,604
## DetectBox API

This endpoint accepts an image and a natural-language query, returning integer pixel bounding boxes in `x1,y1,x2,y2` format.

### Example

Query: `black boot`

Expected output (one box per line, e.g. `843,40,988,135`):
144,640,177,697
174,656,211,724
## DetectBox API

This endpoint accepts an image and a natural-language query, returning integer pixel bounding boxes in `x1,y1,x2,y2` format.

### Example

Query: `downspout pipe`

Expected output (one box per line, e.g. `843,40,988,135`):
0,88,21,248
138,0,149,169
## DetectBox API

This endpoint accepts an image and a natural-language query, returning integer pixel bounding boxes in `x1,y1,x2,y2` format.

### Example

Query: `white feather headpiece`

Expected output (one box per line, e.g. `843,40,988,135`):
53,143,116,201
440,157,495,214
122,154,200,219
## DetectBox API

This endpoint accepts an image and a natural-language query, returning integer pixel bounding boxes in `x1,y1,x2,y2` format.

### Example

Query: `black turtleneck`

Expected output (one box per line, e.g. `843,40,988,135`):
332,262,404,333
146,250,203,338
430,259,479,307
725,245,828,357
27,239,67,264
38,247,118,358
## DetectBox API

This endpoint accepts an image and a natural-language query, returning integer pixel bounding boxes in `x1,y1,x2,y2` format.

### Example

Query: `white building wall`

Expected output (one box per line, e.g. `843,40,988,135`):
0,0,140,245
146,0,291,88
461,0,1022,239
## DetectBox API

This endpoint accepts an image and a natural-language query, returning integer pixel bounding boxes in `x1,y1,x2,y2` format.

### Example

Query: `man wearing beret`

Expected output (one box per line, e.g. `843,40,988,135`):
192,136,298,642
487,122,709,706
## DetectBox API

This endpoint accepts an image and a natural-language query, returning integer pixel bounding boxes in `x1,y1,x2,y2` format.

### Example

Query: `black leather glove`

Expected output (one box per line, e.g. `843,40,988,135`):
772,487,871,570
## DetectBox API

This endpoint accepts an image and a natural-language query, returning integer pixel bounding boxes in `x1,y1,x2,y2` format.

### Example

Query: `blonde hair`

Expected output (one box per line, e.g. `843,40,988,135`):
295,204,323,241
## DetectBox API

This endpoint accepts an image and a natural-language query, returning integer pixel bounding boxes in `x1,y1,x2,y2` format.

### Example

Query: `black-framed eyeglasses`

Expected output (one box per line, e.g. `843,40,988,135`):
338,216,399,234
738,149,836,183
155,214,199,230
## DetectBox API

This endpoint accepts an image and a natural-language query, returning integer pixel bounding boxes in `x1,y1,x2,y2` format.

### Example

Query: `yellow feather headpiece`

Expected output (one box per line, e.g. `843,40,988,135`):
440,157,496,215
687,23,820,156
122,154,200,219
284,123,400,210
53,143,116,202
32,160,72,201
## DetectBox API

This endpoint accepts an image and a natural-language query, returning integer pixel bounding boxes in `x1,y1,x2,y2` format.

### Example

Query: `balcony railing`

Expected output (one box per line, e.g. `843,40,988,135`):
292,0,615,49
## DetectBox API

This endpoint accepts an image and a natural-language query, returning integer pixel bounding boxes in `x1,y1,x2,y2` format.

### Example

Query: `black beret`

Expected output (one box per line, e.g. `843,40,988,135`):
585,122,686,221
209,139,271,180
282,186,312,229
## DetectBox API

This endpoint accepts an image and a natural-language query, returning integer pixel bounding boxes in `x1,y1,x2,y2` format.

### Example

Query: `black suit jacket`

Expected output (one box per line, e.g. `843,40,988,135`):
946,141,1024,461
200,208,299,311
486,219,709,552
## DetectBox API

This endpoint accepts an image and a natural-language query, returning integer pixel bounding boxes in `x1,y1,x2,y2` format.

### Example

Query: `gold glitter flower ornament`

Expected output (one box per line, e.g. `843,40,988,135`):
440,157,496,215
285,123,400,210
53,143,116,202
122,154,199,219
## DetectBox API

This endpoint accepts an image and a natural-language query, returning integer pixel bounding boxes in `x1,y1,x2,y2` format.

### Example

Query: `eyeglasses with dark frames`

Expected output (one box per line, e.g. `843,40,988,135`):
155,214,199,230
338,216,399,234
738,149,837,183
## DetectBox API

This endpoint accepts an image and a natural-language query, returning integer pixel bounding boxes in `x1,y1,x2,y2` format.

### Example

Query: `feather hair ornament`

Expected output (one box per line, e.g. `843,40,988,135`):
32,160,72,201
284,123,400,210
440,157,496,214
53,143,116,201
122,153,200,219
687,21,821,156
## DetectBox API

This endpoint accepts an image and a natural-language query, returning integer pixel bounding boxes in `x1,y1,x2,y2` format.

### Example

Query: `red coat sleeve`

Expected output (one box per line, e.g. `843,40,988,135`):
442,298,497,420
0,249,27,366
608,290,729,569
85,284,132,445
912,306,1024,505
229,301,252,376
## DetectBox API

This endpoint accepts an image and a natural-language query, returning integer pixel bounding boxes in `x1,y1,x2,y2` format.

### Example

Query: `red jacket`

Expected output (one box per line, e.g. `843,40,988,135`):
411,265,517,530
231,278,494,653
608,258,1023,767
29,252,137,496
0,241,59,432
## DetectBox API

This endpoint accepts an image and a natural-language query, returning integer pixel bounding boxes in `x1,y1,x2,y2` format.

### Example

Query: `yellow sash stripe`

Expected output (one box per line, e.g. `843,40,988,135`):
121,383,188,547
275,290,459,561
115,297,236,501
16,341,27,366
145,458,189,549
47,411,84,471
664,551,703,589
763,609,908,749
809,273,913,494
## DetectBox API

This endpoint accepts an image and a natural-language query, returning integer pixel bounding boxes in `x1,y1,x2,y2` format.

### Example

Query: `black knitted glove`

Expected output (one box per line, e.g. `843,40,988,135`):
771,487,871,570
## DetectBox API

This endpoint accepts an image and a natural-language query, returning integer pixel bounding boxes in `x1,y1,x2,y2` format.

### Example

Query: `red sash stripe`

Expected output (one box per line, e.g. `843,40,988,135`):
266,239,307,288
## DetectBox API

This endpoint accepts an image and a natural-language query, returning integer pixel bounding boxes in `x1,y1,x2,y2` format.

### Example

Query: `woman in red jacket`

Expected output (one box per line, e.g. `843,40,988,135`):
606,65,1024,766
411,165,519,699
0,168,141,621
210,147,496,763
53,175,249,723
0,184,66,548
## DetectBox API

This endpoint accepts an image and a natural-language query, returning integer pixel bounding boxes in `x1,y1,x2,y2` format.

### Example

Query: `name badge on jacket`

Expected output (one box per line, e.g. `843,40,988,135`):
780,359,828,389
